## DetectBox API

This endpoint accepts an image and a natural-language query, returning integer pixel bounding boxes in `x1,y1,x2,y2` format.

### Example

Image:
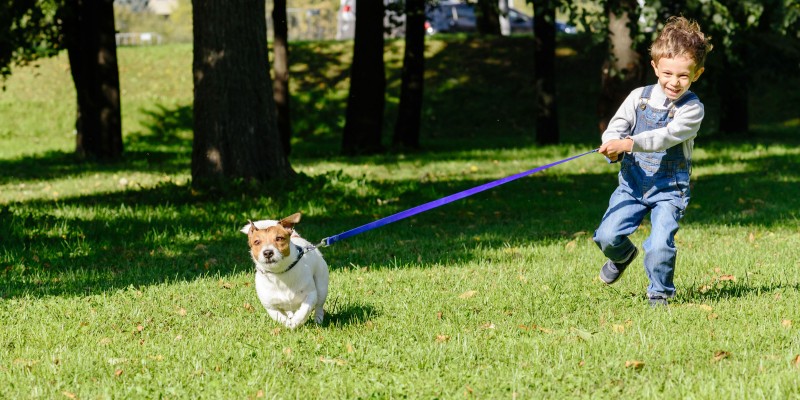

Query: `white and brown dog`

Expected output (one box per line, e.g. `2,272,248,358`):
241,213,329,329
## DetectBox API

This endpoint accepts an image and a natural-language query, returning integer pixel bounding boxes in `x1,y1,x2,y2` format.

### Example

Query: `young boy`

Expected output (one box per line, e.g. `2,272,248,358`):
594,16,712,306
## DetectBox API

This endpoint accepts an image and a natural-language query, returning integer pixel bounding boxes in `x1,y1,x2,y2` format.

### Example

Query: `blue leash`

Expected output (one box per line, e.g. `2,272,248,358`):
317,148,599,247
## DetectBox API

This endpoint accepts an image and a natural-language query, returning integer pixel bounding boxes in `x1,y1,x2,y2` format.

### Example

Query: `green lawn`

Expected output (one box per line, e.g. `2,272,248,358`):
1,37,799,398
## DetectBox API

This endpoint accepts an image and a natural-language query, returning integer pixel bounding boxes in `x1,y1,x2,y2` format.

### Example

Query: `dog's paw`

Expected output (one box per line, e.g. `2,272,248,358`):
314,310,324,324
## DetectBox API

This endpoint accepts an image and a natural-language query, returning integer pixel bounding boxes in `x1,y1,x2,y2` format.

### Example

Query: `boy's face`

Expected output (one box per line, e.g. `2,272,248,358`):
651,55,705,100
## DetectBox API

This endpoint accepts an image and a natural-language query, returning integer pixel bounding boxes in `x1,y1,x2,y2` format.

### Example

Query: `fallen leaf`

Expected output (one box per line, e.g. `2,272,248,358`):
436,334,451,343
114,369,123,377
793,354,800,367
571,327,593,341
718,275,736,281
480,322,496,330
748,232,755,243
699,304,713,312
459,290,477,299
283,347,292,356
625,360,645,369
436,311,443,320
346,343,354,353
612,324,625,333
713,350,730,362
319,357,347,366
62,391,77,399
781,319,792,328
578,360,585,367
256,390,264,398
707,313,718,320
271,328,281,336
243,303,255,312
177,308,187,316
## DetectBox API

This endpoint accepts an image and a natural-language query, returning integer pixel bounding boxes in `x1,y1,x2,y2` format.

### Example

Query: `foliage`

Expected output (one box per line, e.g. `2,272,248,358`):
0,0,63,82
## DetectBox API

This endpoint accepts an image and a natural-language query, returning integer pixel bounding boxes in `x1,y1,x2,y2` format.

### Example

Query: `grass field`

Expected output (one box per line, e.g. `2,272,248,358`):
1,36,800,398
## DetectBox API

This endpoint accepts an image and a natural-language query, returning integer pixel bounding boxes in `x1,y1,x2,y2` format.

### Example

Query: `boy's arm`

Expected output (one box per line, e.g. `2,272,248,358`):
600,89,641,161
629,102,705,153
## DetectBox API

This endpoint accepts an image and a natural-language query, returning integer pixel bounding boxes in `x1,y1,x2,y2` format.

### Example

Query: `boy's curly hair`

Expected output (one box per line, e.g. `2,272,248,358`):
650,16,713,69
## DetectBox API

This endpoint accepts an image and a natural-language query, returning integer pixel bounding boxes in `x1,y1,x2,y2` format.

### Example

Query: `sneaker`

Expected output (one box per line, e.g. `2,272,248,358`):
599,247,638,284
648,297,668,307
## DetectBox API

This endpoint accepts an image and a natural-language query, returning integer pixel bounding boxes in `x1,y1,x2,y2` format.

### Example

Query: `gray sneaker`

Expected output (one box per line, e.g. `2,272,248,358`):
599,247,638,284
648,296,668,307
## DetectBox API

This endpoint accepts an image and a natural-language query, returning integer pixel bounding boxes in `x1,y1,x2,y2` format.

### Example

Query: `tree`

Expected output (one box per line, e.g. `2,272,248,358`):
61,0,123,160
597,0,645,133
476,0,502,35
272,0,293,155
342,0,385,156
392,0,426,150
532,0,560,144
192,0,294,184
0,1,62,83
2,0,124,161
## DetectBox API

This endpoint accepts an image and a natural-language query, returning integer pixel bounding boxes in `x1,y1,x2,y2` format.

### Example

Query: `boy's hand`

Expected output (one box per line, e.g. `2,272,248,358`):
599,138,634,162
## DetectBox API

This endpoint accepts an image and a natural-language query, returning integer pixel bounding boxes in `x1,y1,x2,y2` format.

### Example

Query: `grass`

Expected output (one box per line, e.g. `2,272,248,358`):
2,35,800,398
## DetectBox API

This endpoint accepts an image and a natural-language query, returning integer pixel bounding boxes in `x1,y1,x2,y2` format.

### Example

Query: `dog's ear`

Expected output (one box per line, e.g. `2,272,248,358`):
279,213,302,230
246,220,258,235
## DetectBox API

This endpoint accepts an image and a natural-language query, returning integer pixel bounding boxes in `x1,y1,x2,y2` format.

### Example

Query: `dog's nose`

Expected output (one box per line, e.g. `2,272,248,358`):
263,249,274,259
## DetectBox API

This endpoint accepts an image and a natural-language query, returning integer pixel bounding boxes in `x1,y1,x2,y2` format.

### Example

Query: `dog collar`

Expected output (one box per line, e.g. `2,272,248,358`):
274,244,306,274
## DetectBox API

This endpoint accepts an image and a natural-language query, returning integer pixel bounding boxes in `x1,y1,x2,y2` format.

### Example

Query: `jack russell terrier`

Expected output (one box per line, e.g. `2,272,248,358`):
241,213,329,329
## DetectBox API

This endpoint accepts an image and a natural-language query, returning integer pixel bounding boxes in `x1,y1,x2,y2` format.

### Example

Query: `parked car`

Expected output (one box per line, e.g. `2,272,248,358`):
336,0,405,40
426,1,577,35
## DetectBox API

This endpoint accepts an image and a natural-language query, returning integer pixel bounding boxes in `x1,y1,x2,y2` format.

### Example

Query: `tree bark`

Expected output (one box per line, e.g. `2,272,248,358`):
62,0,123,161
392,0,426,150
192,0,294,185
476,0,501,36
342,0,385,156
597,0,644,133
272,0,293,155
532,0,559,144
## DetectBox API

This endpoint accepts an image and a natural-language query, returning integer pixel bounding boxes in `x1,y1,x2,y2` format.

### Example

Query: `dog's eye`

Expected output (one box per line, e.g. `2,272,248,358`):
275,236,285,242
253,239,261,245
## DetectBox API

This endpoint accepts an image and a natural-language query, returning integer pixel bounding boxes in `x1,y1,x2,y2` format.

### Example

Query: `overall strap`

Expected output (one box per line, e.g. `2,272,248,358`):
638,85,655,110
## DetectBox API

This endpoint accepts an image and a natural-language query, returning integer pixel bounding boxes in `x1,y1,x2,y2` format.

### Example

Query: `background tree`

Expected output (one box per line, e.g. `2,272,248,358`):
0,0,62,83
531,0,560,144
192,0,294,184
2,0,123,161
476,0,502,35
272,0,293,155
61,0,123,160
342,0,386,155
392,0,426,150
596,0,645,132
685,0,800,135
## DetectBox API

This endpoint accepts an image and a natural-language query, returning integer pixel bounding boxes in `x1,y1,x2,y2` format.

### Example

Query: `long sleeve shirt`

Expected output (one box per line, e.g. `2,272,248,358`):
601,83,705,161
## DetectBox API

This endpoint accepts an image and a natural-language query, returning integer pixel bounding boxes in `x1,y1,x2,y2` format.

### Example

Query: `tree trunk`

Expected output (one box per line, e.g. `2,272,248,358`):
532,0,559,144
717,57,749,134
597,0,644,133
192,0,294,185
392,0,426,150
272,0,293,155
62,0,123,161
342,0,385,156
476,0,501,36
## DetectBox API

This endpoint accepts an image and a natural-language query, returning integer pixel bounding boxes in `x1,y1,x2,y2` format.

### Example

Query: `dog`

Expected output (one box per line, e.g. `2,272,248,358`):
240,213,329,329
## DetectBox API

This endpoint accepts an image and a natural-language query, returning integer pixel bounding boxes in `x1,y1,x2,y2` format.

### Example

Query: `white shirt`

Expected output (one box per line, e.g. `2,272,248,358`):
601,83,705,161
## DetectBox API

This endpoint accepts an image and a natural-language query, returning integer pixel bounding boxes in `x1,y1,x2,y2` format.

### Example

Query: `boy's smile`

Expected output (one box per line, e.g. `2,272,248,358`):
651,55,704,100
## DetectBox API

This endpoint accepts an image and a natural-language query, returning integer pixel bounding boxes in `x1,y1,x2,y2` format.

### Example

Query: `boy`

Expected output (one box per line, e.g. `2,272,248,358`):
594,16,712,306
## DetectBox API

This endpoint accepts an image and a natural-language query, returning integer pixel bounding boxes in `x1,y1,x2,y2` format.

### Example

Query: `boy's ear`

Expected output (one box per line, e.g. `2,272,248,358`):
692,66,705,82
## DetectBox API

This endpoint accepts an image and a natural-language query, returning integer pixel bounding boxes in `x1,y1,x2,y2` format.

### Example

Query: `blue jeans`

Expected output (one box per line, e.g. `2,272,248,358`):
593,157,691,298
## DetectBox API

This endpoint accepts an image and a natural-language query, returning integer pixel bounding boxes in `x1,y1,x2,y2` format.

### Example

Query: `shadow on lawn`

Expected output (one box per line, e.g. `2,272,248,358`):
2,145,799,300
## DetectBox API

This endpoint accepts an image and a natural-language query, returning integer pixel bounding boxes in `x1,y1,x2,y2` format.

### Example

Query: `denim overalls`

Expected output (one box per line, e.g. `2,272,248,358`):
594,85,697,299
